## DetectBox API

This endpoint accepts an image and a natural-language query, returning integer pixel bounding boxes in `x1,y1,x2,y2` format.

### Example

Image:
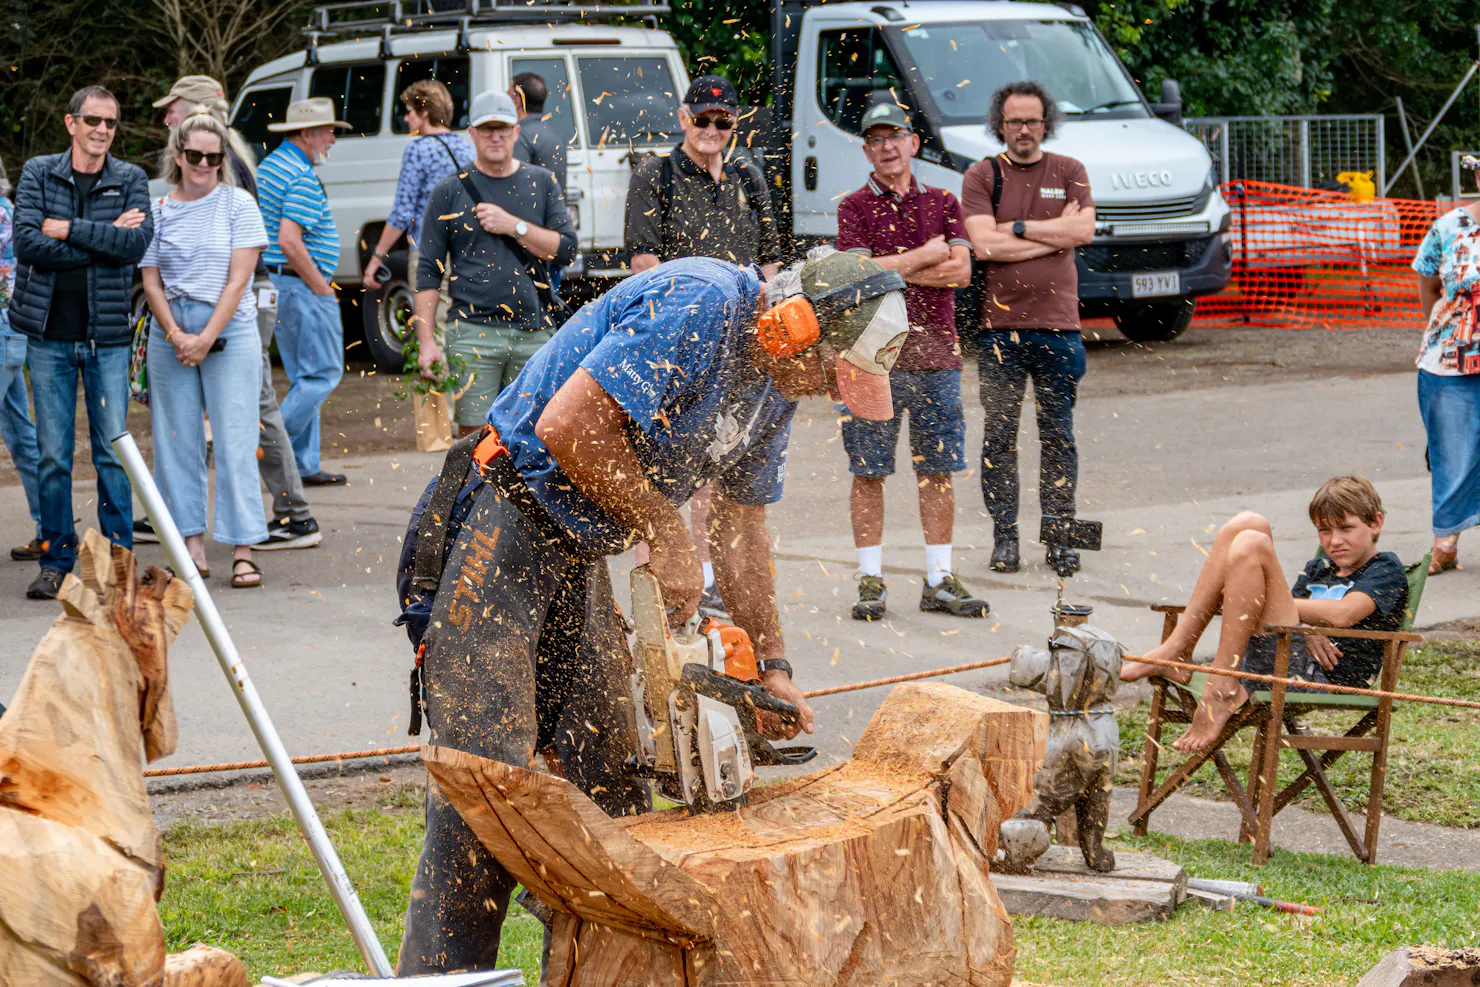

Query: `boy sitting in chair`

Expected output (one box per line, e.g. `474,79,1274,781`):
1120,476,1408,752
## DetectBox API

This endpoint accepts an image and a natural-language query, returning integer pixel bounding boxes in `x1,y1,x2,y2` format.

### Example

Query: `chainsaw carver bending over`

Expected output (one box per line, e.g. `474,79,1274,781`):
1119,476,1407,752
395,249,908,975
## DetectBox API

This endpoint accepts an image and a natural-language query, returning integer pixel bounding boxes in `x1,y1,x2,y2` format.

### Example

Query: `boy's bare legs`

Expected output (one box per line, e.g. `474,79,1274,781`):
1173,524,1300,751
1122,512,1278,683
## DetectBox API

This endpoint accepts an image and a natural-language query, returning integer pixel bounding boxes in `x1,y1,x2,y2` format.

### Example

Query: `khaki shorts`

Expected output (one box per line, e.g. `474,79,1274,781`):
446,320,554,427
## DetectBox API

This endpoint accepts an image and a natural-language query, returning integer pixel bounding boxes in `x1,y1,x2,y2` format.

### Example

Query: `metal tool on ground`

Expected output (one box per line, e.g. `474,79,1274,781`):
113,431,525,986
626,566,816,812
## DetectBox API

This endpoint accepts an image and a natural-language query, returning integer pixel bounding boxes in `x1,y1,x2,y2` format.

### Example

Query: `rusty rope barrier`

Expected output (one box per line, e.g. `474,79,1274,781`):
1122,653,1480,711
145,649,1480,779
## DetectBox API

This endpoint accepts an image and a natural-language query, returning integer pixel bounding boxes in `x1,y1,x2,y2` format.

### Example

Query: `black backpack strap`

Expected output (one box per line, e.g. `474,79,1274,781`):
657,150,676,257
412,430,480,594
990,154,1003,213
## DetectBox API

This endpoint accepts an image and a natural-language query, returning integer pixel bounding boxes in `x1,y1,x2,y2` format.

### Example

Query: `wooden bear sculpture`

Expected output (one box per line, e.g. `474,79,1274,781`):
997,624,1123,874
0,531,247,987
425,682,1047,987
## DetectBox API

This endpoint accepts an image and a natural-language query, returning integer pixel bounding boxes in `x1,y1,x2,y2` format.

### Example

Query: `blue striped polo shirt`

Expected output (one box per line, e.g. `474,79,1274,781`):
257,140,339,280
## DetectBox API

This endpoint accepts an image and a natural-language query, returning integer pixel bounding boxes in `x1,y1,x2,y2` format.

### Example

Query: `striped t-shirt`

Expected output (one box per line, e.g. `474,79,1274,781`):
257,140,339,280
140,184,268,320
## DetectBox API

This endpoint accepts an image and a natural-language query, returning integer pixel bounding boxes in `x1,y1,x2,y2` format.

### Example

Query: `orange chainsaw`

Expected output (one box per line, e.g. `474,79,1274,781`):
626,567,816,813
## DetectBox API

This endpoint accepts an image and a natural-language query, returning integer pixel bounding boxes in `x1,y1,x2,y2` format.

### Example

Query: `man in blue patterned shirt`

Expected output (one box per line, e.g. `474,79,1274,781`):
259,97,350,486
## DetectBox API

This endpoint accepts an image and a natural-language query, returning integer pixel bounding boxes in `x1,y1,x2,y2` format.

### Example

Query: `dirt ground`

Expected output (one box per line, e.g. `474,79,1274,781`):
0,321,1423,490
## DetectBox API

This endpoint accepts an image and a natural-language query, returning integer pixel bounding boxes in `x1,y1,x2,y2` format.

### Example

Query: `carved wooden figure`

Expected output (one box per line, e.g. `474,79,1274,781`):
998,624,1123,874
424,681,1047,987
0,531,241,987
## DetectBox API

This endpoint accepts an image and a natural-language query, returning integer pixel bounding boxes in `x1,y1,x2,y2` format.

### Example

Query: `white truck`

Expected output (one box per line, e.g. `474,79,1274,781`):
769,0,1231,342
230,0,1229,370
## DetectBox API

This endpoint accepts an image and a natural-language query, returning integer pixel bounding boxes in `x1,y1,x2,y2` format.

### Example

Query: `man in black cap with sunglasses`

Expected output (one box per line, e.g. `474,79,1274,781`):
625,73,783,617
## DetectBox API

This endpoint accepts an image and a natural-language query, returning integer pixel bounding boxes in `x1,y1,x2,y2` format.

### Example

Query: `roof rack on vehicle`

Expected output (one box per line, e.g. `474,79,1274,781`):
306,0,671,35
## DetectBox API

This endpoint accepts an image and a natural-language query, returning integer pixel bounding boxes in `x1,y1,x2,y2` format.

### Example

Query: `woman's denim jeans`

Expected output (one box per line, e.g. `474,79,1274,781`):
0,320,40,537
1418,369,1480,538
148,298,268,546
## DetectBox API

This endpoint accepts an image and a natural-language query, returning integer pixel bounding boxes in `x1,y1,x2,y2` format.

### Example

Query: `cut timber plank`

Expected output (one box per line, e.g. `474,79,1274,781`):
163,945,250,987
427,682,1047,987
992,846,1186,925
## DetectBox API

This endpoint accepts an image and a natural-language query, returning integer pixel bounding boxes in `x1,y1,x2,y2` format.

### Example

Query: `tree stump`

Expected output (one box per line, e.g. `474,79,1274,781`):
424,681,1047,987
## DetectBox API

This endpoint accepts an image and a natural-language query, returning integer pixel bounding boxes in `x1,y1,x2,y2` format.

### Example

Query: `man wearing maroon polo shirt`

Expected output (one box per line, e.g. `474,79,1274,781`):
835,99,987,621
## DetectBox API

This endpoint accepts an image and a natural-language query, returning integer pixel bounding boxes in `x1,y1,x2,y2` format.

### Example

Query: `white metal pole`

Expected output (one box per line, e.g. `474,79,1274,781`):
112,431,395,977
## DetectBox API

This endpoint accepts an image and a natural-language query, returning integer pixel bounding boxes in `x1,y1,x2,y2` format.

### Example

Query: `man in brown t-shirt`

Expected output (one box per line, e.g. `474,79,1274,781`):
961,81,1095,577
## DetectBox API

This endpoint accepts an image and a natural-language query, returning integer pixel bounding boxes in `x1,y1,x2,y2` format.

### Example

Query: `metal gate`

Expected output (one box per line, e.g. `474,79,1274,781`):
1184,115,1386,191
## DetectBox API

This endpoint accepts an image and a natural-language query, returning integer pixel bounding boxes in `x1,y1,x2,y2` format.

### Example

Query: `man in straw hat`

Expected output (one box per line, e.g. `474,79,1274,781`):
256,97,350,487
395,248,905,974
139,75,323,551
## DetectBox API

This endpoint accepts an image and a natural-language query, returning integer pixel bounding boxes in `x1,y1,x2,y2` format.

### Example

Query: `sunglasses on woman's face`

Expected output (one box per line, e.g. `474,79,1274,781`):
181,149,225,167
692,115,735,131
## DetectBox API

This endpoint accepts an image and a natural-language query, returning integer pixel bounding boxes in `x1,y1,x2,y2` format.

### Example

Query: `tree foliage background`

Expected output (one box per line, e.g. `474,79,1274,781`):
0,0,1474,197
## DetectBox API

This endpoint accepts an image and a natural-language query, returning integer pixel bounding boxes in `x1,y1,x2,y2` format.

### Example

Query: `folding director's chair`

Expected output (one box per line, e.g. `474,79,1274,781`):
1127,554,1428,865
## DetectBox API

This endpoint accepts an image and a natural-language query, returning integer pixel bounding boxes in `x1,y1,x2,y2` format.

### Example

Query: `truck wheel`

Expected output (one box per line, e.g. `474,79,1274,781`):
363,278,415,374
1113,299,1196,342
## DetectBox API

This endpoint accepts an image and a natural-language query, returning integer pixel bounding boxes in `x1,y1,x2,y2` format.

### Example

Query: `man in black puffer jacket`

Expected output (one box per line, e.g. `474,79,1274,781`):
9,85,153,600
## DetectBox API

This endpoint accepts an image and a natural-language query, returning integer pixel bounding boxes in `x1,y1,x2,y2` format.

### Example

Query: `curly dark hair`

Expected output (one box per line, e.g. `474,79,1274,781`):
986,81,1060,142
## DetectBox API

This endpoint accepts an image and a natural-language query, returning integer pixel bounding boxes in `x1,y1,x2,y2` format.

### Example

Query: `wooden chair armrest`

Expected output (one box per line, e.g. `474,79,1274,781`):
1261,624,1423,644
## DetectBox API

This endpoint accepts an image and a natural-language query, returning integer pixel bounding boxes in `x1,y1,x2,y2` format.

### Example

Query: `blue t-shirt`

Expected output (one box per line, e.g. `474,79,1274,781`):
487,257,795,555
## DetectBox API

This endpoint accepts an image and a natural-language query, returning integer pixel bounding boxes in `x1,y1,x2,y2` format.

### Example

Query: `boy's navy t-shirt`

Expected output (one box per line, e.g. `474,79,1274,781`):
1292,551,1408,686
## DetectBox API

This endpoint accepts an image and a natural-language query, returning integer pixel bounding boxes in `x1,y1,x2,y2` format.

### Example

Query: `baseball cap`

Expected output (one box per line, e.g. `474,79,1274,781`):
153,75,226,109
802,251,908,421
469,90,519,128
861,99,913,134
684,75,739,115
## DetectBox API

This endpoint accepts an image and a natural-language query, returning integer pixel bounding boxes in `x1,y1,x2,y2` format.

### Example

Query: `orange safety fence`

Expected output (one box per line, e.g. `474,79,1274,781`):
1193,180,1445,330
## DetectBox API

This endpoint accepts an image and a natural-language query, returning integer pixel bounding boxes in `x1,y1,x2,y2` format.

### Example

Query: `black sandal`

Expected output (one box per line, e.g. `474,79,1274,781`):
231,558,263,589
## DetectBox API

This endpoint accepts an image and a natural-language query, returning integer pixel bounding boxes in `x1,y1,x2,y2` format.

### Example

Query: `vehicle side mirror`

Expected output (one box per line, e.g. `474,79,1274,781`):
1152,78,1182,125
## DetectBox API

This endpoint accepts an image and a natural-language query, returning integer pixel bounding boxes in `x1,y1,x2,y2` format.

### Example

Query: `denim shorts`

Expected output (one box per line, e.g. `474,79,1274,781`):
841,368,967,477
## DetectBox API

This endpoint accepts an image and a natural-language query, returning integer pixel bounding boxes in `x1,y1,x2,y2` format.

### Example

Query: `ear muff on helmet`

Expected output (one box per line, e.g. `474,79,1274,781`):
756,294,820,359
756,268,906,359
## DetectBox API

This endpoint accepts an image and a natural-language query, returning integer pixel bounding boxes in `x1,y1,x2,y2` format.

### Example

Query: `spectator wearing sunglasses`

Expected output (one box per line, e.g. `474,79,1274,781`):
623,73,782,618
7,85,153,600
140,111,270,589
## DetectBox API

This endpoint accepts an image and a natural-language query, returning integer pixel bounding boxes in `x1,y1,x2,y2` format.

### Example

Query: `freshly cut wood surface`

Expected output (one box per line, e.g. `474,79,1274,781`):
428,682,1047,987
0,532,236,987
162,945,250,987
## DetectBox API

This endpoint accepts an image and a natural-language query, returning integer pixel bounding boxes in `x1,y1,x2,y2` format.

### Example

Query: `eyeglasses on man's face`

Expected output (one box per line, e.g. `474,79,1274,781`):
863,131,912,148
77,115,119,130
1004,118,1046,132
473,123,514,139
690,114,735,131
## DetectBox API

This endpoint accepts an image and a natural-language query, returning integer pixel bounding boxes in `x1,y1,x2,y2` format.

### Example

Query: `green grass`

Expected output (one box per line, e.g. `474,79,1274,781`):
1116,641,1480,828
1014,831,1480,987
158,800,1480,986
158,804,543,982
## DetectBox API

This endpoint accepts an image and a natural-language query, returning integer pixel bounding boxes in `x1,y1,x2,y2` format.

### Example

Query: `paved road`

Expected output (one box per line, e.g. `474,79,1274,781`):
1,366,1472,773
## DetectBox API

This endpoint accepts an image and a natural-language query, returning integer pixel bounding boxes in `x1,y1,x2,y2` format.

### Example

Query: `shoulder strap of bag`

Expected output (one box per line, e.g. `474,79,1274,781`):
412,431,481,593
432,134,462,171
457,169,562,317
990,154,1003,213
658,150,677,255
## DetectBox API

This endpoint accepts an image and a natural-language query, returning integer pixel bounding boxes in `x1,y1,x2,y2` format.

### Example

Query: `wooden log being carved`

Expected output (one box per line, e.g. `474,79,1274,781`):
425,681,1047,987
0,531,241,987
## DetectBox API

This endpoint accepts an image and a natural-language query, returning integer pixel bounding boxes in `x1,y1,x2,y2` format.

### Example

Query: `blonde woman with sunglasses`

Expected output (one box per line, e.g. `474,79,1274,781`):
140,111,270,588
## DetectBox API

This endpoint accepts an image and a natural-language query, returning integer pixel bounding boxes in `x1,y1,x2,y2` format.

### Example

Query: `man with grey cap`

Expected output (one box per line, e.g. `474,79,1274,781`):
142,74,322,550
257,97,350,487
396,247,904,975
411,90,576,433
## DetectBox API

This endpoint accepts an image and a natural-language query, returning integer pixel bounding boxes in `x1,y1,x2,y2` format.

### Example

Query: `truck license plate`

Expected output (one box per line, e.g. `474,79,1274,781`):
1131,271,1180,298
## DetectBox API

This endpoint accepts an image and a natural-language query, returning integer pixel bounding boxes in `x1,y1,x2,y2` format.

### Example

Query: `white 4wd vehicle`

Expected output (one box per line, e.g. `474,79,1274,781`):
231,0,690,371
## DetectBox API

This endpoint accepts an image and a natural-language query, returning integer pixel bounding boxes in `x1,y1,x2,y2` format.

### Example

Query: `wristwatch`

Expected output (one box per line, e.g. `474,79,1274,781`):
1012,219,1027,238
514,220,530,238
758,657,793,679
372,249,390,262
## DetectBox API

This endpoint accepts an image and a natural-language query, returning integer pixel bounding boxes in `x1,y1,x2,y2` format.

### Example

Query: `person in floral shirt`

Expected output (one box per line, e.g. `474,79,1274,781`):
0,157,44,561
1411,164,1480,574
